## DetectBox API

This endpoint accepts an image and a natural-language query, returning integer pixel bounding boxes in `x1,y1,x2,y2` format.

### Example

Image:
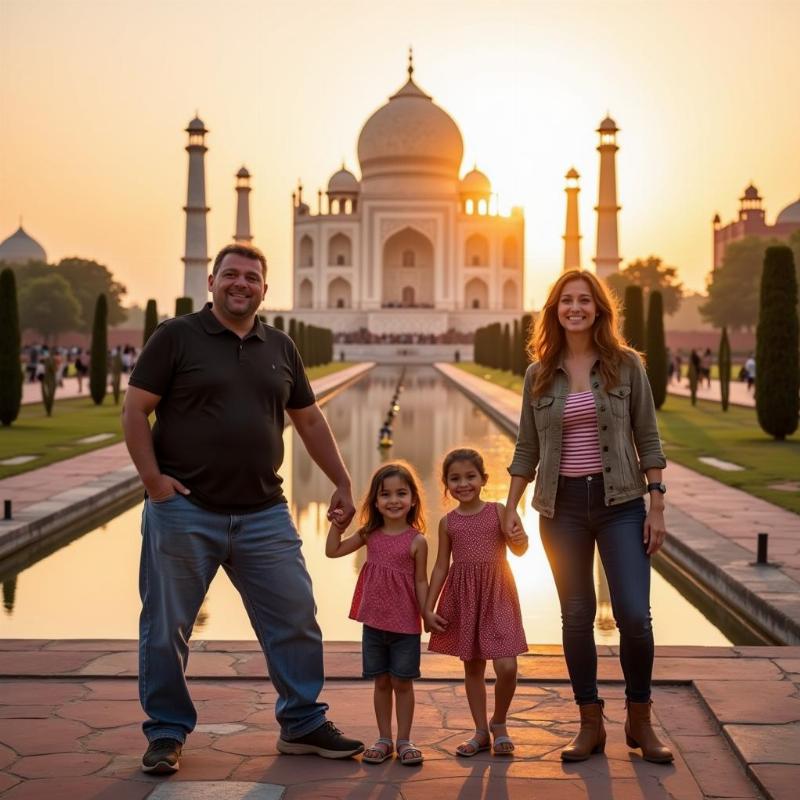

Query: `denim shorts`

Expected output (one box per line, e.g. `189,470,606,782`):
362,624,421,680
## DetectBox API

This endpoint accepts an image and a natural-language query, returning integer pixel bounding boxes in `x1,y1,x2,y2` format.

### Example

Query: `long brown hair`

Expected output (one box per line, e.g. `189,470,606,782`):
528,270,632,397
358,461,426,536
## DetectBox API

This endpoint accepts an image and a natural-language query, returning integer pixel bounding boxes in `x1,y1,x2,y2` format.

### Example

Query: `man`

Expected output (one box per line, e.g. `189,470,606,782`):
122,243,363,774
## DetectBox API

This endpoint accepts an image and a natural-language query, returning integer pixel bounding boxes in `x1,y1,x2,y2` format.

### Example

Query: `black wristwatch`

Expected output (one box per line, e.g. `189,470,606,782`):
647,482,667,494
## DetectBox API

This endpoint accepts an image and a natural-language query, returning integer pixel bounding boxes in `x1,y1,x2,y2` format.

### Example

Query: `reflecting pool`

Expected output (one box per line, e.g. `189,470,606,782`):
0,366,739,644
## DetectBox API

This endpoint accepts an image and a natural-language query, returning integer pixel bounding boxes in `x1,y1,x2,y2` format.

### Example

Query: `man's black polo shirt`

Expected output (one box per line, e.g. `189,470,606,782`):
129,304,315,514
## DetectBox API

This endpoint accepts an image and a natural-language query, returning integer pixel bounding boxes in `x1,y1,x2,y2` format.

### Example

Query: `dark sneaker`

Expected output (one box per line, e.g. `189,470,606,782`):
141,737,182,774
277,721,364,759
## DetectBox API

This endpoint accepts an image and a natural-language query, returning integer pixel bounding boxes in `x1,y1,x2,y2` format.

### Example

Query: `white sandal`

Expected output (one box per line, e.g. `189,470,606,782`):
456,729,490,757
397,739,423,765
490,721,515,755
362,738,393,764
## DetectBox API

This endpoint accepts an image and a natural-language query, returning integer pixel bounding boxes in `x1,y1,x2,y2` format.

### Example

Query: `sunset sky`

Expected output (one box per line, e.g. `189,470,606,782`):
1,0,798,313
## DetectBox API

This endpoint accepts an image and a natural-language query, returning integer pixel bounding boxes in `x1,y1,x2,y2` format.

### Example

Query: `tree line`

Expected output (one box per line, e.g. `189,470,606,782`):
0,258,127,343
0,282,334,426
470,243,798,440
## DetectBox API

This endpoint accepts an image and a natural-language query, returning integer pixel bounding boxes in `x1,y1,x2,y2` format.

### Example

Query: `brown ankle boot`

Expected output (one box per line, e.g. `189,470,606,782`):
561,700,606,761
625,700,674,763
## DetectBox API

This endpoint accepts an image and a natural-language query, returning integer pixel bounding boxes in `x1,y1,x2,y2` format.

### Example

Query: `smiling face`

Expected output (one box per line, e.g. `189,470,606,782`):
375,474,414,525
557,278,597,334
208,252,267,321
445,459,487,505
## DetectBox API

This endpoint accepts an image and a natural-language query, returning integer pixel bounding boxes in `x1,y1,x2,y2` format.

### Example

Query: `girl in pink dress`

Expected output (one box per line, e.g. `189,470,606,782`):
326,461,429,766
425,448,528,757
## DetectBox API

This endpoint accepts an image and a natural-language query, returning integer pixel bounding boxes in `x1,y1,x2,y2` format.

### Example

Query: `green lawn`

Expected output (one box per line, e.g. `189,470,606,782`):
455,363,800,515
0,395,127,479
0,362,355,480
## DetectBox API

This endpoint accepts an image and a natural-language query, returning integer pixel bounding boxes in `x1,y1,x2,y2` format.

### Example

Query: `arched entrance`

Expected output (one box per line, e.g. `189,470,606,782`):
382,227,434,307
464,277,488,309
328,277,352,308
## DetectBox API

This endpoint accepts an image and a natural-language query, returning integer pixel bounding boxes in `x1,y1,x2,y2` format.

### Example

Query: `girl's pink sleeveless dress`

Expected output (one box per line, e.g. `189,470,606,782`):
349,528,421,634
428,503,527,660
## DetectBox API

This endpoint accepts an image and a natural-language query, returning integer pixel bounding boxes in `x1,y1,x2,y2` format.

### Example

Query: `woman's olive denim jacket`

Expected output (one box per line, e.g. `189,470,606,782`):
508,353,666,519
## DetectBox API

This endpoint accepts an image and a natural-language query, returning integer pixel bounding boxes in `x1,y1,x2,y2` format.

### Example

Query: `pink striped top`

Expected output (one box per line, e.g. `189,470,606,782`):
559,391,604,477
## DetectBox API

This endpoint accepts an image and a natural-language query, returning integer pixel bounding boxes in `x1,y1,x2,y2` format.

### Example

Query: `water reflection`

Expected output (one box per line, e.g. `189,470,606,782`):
0,365,734,644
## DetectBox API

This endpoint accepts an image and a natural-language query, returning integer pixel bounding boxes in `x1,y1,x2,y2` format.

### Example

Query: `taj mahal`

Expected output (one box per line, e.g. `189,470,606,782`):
288,57,525,336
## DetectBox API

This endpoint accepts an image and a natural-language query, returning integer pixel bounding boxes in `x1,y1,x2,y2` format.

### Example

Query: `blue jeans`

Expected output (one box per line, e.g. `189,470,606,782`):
539,474,653,704
139,495,328,742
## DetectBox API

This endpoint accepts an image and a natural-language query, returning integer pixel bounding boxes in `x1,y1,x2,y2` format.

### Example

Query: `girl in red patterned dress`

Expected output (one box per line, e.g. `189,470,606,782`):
326,461,429,766
425,448,528,757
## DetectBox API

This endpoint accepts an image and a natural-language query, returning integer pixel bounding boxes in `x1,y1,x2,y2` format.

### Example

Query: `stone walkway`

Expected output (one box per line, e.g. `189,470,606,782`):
2,364,373,515
668,378,754,407
435,364,800,643
0,640,797,798
0,364,374,561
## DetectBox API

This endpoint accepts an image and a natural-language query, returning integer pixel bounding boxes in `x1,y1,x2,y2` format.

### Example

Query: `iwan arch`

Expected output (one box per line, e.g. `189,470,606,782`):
291,57,524,335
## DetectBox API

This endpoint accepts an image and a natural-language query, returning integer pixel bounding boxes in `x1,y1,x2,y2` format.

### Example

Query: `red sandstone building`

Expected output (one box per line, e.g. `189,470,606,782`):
712,184,800,269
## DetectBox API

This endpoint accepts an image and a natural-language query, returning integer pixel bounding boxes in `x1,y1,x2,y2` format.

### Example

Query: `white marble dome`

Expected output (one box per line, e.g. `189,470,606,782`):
460,167,491,194
0,226,47,264
357,73,464,182
776,196,800,225
327,167,360,195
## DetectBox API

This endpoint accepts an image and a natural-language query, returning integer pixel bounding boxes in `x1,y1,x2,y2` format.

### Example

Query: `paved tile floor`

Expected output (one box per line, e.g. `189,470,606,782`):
0,677,762,799
0,641,798,799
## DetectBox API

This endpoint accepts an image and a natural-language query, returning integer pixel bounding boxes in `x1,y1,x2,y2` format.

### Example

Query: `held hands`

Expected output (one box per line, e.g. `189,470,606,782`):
423,610,449,634
644,506,667,555
146,473,190,502
327,484,356,528
501,507,526,544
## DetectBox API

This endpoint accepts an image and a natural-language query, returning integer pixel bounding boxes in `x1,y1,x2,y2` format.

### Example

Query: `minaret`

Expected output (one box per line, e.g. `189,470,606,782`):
563,167,582,270
182,115,210,310
234,166,253,243
593,115,621,278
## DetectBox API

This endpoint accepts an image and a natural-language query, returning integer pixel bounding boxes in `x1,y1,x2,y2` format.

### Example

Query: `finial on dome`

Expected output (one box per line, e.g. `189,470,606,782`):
408,46,414,79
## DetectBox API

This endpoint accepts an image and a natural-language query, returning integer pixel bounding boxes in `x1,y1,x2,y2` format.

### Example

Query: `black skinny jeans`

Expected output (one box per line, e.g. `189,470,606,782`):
540,474,653,704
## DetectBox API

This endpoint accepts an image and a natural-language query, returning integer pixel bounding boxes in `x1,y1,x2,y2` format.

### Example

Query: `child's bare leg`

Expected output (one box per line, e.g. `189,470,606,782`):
373,673,393,740
392,676,415,742
362,673,394,762
457,659,489,755
490,657,518,753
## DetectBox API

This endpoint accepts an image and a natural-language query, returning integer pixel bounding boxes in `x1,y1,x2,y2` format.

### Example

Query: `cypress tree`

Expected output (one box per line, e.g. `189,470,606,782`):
174,297,193,317
500,324,511,372
719,326,731,412
688,358,699,406
307,325,317,367
645,290,667,409
492,322,503,369
511,319,521,376
143,299,158,346
41,356,56,416
288,318,297,347
89,294,108,406
273,315,285,332
111,351,123,405
0,269,22,427
623,285,645,352
756,246,799,439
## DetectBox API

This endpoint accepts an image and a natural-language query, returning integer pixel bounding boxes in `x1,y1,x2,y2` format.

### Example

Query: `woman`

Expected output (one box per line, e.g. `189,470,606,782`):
503,270,672,764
